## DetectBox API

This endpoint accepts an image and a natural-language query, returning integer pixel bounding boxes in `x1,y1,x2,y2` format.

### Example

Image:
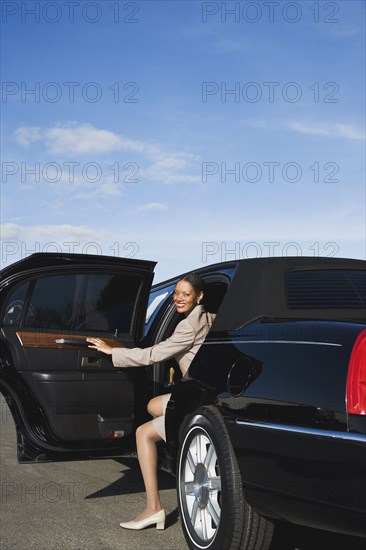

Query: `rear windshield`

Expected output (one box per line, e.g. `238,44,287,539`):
286,270,366,309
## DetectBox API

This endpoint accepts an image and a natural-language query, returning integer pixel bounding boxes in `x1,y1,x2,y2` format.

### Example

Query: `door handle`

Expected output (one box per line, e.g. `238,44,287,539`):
55,338,89,346
81,356,101,368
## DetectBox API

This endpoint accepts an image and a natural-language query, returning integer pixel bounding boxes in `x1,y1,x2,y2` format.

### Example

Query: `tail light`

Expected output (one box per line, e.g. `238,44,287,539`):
346,329,366,415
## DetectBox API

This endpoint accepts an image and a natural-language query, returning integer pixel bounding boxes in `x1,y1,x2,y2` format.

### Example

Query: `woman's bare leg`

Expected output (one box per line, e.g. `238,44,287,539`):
133,420,163,521
147,394,168,417
132,395,168,521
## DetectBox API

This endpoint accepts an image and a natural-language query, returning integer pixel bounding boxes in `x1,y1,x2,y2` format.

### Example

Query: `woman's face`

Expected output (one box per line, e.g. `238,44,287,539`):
173,280,203,315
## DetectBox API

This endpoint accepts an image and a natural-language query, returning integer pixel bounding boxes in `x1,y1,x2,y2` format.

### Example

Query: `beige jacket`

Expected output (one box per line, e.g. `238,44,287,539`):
112,305,215,376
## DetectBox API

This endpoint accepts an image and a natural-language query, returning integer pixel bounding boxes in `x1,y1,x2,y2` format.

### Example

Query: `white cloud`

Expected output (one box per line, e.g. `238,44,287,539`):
1,209,364,276
14,126,42,147
14,123,145,155
1,222,109,241
241,119,365,141
45,125,145,155
55,172,123,198
0,223,124,268
137,202,167,211
0,223,21,240
287,121,365,141
143,150,201,184
12,123,201,187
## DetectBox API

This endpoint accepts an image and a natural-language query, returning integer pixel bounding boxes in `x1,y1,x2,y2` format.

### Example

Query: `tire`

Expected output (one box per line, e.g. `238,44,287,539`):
177,405,274,550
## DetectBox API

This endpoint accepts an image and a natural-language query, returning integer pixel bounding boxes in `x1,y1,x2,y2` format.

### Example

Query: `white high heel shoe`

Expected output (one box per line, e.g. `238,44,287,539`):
119,509,166,530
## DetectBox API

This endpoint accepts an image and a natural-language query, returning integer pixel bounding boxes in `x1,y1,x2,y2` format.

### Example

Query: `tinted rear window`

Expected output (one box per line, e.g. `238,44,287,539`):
24,273,143,333
286,270,366,309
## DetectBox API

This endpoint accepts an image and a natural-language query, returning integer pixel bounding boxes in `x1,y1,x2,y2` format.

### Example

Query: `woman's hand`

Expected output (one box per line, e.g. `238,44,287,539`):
86,338,113,355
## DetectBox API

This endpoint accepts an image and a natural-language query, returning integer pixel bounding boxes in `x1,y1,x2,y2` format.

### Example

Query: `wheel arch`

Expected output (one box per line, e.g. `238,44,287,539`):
165,379,220,471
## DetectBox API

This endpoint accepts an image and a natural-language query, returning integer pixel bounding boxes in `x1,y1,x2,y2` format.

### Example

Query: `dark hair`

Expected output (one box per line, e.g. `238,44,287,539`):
181,272,205,297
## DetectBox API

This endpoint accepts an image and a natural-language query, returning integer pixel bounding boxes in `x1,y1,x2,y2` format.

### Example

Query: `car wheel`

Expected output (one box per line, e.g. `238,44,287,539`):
177,405,274,550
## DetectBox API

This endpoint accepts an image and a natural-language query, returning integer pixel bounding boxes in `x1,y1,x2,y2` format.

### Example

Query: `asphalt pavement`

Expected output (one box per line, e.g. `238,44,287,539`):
0,395,186,550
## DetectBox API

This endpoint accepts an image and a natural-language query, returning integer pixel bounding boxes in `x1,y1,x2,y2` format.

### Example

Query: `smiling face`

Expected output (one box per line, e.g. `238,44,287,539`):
173,279,204,315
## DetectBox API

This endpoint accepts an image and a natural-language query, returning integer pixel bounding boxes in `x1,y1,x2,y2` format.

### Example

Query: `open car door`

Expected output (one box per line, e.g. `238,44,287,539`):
0,253,155,463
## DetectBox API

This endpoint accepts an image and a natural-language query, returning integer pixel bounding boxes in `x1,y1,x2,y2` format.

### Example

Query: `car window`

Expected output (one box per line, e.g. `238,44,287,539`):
144,284,175,334
2,282,30,326
286,269,366,309
146,291,170,323
23,272,144,334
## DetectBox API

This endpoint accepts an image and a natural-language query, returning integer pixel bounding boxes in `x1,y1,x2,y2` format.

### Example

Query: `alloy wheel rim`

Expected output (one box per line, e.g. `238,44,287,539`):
181,428,222,543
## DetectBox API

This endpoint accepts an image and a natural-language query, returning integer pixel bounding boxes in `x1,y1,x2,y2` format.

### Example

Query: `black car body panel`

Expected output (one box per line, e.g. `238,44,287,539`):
211,322,366,537
1,253,365,540
227,419,366,536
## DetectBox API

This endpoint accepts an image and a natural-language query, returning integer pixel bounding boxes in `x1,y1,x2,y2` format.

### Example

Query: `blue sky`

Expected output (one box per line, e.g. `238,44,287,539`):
1,0,365,282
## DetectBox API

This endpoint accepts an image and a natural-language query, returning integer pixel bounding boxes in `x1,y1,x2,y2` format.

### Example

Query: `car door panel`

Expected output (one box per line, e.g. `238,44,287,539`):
20,368,135,441
11,328,138,442
0,257,155,458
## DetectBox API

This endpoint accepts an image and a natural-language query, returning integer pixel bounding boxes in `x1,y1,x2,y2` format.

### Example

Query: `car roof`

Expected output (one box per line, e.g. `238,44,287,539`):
210,256,366,330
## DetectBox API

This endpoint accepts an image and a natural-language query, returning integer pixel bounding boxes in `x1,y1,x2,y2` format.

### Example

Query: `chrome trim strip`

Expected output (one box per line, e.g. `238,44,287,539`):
234,419,366,443
205,340,342,347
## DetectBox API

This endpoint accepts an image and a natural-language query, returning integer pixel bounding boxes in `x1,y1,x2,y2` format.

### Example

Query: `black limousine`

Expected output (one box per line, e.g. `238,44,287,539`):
0,253,365,549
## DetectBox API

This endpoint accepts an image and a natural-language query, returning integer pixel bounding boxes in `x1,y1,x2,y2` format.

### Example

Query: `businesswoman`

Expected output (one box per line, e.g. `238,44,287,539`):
87,273,215,531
